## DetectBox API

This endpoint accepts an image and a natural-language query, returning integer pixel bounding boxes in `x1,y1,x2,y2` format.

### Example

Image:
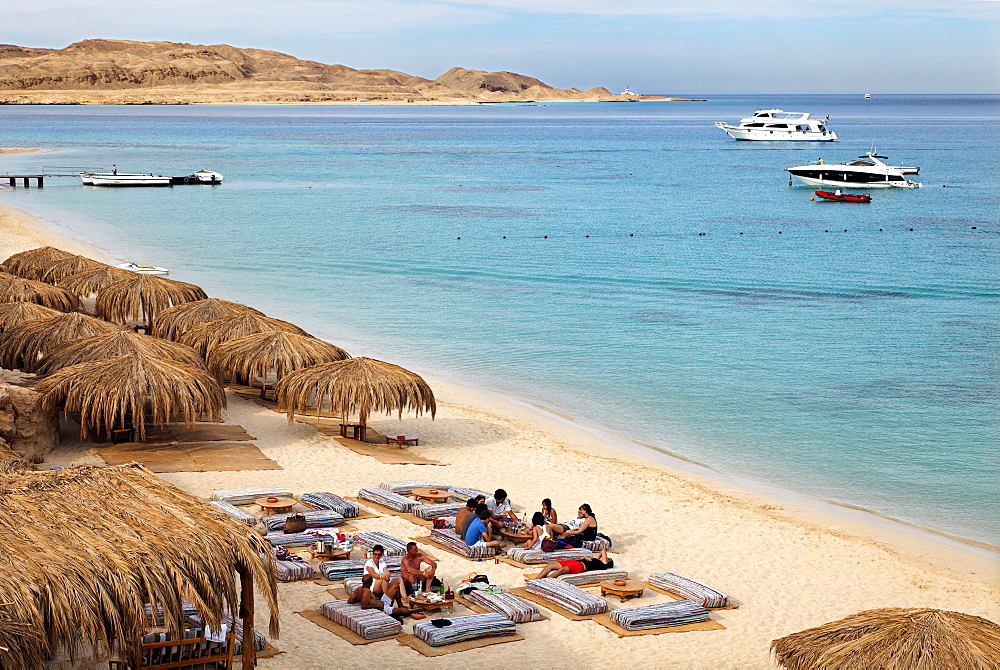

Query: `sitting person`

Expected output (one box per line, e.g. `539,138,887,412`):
364,545,404,601
400,541,438,594
349,574,412,620
485,488,518,530
455,498,478,537
532,547,614,579
541,498,558,525
547,503,597,548
520,511,550,549
464,507,501,550
461,502,489,538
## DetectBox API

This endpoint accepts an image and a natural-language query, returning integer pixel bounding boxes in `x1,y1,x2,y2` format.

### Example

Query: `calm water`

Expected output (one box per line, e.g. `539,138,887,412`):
2,95,998,544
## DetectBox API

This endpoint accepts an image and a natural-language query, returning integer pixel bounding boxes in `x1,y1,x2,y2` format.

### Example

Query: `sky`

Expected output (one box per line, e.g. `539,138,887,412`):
2,0,999,93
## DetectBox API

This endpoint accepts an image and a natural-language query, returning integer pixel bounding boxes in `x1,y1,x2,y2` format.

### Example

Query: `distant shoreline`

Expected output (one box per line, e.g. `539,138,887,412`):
0,147,44,154
0,96,703,106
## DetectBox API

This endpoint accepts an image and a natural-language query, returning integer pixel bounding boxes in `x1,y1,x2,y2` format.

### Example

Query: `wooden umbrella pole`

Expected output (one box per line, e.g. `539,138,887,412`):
238,562,256,667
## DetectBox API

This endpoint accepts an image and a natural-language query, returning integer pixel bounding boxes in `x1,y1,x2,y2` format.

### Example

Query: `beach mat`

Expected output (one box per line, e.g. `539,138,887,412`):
454,594,548,622
644,582,740,610
332,437,444,466
499,556,535,569
296,609,401,646
396,632,524,657
326,587,349,600
257,642,285,659
592,612,725,637
114,424,255,444
300,500,380,520
507,587,603,621
395,512,433,527
97,441,281,473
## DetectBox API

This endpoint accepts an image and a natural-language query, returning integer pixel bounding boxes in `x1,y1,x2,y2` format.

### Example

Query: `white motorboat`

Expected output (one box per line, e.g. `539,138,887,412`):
786,152,922,188
81,172,152,185
90,174,171,187
117,262,169,276
715,109,837,141
193,170,223,184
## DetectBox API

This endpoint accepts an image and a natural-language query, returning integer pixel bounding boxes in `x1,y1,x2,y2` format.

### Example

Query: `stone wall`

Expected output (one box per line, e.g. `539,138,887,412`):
0,382,59,462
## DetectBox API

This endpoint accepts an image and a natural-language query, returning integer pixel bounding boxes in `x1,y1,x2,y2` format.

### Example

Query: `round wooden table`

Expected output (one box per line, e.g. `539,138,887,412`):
410,488,451,504
255,496,297,515
600,579,645,603
408,594,454,613
499,527,532,544
310,546,351,561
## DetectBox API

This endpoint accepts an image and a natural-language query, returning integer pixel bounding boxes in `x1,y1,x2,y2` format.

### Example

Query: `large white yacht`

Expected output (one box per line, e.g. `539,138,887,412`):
786,152,922,188
715,109,837,141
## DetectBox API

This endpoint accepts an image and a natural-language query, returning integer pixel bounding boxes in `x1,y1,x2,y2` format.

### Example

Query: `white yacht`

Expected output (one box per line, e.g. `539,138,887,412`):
193,170,223,184
88,173,171,187
116,262,169,276
786,152,922,188
715,109,837,141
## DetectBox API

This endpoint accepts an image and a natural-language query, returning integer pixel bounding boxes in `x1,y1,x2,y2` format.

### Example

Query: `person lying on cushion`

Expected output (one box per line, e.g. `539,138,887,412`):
533,547,613,579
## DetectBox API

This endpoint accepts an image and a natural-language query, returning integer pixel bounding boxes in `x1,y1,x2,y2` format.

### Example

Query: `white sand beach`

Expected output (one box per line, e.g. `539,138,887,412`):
3,201,998,668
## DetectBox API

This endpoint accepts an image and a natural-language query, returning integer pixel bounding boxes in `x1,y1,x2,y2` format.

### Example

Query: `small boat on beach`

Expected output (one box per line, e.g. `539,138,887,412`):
815,190,871,202
116,262,169,276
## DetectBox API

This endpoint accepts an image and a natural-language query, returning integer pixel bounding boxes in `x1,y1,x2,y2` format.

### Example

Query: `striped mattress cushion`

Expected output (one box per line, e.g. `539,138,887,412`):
506,547,592,564
265,527,341,548
187,612,266,654
581,536,612,552
557,567,628,587
525,578,607,616
262,509,345,531
208,500,258,526
273,559,314,582
320,600,402,640
378,480,453,494
320,557,402,581
610,600,709,631
463,587,541,623
648,572,729,608
429,528,496,558
298,492,359,517
448,486,489,502
210,488,292,506
411,502,467,520
358,487,419,512
412,612,515,647
350,531,408,556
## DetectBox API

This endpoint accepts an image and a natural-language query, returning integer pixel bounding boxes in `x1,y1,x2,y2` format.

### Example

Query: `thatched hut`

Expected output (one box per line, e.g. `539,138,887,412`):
35,354,225,439
96,274,208,325
35,329,205,375
0,246,75,280
277,357,436,431
56,265,135,298
0,463,278,670
180,311,309,357
0,302,61,333
771,607,1000,670
153,298,264,341
0,311,121,372
39,254,108,284
208,330,349,387
0,272,81,312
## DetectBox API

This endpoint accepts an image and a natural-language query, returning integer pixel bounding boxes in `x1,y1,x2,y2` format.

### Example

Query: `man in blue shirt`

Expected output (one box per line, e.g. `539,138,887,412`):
464,508,500,550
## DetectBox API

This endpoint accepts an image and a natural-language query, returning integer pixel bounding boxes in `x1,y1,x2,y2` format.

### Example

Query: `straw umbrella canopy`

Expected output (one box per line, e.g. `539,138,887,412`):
0,272,81,312
35,354,225,439
0,301,61,333
39,254,108,284
0,246,75,280
180,311,309,357
0,311,121,372
277,356,436,427
95,274,208,325
56,265,136,297
35,329,205,375
771,607,1000,670
208,330,349,386
153,298,265,341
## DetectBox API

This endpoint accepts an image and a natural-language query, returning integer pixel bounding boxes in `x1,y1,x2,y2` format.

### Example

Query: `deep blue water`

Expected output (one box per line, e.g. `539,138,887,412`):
2,95,998,544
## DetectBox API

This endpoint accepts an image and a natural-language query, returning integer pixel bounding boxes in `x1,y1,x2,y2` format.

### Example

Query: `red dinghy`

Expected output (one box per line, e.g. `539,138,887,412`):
815,190,871,202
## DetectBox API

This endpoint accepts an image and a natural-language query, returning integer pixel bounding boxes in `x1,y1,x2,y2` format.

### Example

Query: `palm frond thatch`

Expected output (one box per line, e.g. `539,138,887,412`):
0,246,75,280
208,330,349,385
0,272,81,312
0,311,121,371
277,356,436,425
0,463,278,670
0,301,62,333
35,330,205,376
771,607,1000,670
38,254,109,284
35,354,225,440
55,265,136,297
179,311,309,357
153,298,264,341
95,274,208,325
0,443,29,474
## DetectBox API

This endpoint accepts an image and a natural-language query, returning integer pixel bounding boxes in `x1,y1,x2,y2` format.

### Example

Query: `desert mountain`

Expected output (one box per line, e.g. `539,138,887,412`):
0,39,657,104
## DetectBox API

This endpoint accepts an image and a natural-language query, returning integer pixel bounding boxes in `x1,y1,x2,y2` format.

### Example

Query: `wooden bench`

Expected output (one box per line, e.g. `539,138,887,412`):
385,435,419,447
109,630,234,669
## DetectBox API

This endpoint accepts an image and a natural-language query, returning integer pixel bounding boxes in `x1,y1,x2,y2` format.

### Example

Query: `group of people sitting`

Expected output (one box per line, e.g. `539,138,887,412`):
456,490,601,552
352,541,439,620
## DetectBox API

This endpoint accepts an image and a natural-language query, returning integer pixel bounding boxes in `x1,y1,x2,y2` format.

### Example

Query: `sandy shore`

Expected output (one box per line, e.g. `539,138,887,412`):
0,147,45,155
4,201,998,668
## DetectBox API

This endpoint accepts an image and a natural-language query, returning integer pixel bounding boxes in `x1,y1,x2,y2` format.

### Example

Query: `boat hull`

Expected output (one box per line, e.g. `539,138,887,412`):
815,190,871,202
90,176,171,187
721,127,837,141
789,173,918,188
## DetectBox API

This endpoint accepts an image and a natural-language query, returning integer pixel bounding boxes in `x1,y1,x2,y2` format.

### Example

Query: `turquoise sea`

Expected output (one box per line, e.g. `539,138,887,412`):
2,95,998,545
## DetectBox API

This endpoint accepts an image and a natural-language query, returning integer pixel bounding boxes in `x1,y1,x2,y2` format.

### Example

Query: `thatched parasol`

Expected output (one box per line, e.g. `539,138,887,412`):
153,298,264,341
0,246,75,280
208,330,349,386
771,607,1000,670
277,356,436,427
0,464,278,670
95,274,208,325
56,265,136,297
35,354,225,439
0,311,121,371
38,254,108,284
35,329,205,375
0,272,81,312
0,301,61,333
180,311,309,357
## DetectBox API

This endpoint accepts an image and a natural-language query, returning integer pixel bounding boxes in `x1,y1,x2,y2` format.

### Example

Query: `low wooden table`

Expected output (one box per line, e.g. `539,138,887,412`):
408,594,454,613
310,547,351,561
600,579,645,603
410,488,451,504
499,527,532,544
339,423,366,441
255,496,297,515
386,434,419,446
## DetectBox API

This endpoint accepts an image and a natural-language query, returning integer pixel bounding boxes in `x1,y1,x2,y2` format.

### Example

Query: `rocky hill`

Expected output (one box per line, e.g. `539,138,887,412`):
0,39,661,104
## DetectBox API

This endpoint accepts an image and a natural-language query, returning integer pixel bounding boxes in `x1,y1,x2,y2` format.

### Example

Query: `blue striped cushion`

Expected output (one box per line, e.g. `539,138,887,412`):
412,613,515,646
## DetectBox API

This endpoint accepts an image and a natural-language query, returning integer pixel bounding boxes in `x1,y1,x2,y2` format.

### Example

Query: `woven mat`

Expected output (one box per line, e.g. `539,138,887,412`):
454,594,548,622
592,612,725,637
507,587,604,621
396,632,524,657
296,609,401,645
136,424,255,443
395,512,434,526
326,587,349,600
97,441,280,473
332,437,444,466
499,556,536,569
257,642,284,658
644,583,740,610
